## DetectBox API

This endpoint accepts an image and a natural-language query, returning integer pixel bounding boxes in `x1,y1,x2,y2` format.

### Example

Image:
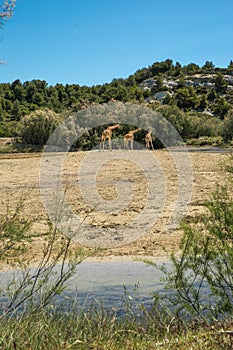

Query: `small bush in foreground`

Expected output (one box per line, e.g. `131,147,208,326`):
0,197,88,318
159,155,233,322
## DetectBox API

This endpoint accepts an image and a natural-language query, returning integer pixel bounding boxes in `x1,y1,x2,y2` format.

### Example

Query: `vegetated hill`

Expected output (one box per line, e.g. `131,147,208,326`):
0,59,233,145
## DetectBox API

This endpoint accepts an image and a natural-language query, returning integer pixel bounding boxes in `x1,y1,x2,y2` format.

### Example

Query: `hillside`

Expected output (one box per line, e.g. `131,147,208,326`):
0,59,233,146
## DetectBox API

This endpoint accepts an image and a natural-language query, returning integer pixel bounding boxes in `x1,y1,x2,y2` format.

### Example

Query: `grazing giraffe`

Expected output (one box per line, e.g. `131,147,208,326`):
99,124,119,151
124,128,141,150
145,131,154,150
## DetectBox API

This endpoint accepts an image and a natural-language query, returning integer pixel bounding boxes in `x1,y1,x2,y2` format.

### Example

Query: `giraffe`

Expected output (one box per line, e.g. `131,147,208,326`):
99,124,119,151
145,131,154,150
124,128,141,150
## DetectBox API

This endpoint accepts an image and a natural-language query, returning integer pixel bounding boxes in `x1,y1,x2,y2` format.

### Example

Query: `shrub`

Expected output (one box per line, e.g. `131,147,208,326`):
186,136,223,146
161,156,233,321
186,113,223,139
222,109,233,142
19,109,62,146
0,197,88,317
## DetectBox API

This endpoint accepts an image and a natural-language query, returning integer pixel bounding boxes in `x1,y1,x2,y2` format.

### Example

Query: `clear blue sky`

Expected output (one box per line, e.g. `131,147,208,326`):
1,0,233,87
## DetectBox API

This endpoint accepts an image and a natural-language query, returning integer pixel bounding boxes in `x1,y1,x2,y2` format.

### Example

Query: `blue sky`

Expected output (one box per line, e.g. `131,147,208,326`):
0,0,233,86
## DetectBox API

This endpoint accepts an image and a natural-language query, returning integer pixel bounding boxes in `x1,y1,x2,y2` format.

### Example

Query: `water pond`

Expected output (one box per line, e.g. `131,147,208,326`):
0,261,169,315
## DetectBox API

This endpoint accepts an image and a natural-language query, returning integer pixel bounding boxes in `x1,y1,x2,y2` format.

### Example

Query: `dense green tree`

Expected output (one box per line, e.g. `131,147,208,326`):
227,60,233,72
134,67,152,83
175,86,198,110
125,75,136,87
214,73,227,93
214,97,231,119
202,60,215,71
12,100,29,121
1,98,13,116
198,94,208,111
31,91,45,106
173,61,182,76
13,83,26,101
184,62,200,75
207,88,218,101
177,75,186,88
150,59,173,76
115,85,129,101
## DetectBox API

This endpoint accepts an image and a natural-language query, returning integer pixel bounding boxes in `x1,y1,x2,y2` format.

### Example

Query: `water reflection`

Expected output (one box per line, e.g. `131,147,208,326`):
0,261,168,314
61,261,167,312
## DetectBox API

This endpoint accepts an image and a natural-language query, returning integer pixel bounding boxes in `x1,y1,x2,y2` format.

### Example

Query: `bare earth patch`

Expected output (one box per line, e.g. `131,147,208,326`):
0,148,227,268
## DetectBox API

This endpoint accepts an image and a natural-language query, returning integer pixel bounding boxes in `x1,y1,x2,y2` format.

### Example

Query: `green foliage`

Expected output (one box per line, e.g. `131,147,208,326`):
175,86,198,110
186,136,223,146
0,59,233,145
0,120,19,137
0,197,88,318
202,61,215,72
227,60,233,74
161,158,233,320
214,73,227,93
155,105,190,139
186,113,223,139
0,198,33,261
207,88,218,101
198,94,208,111
222,109,233,142
183,63,200,75
151,59,173,75
0,300,233,349
214,97,231,119
19,109,62,146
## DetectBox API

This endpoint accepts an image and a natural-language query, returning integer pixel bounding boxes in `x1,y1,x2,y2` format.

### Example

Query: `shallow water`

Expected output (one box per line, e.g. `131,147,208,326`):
0,261,168,314
64,261,167,310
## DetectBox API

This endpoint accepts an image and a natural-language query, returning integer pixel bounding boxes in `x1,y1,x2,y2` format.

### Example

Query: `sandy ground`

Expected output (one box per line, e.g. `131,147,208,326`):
0,147,228,268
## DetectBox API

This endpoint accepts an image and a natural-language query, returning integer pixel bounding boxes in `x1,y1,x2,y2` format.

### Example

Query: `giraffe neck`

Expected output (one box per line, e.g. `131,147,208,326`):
131,129,140,134
108,124,119,131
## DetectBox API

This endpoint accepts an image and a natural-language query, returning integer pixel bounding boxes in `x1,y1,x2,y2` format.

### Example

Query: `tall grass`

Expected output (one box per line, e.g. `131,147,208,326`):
0,302,232,349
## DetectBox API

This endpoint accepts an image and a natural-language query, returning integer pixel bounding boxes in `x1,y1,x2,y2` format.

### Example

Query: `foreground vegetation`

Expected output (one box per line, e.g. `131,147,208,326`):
0,307,233,349
0,155,232,349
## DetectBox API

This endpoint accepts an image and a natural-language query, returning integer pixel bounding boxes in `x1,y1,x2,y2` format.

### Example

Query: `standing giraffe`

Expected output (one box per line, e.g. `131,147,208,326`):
99,124,119,151
145,131,154,150
124,128,141,150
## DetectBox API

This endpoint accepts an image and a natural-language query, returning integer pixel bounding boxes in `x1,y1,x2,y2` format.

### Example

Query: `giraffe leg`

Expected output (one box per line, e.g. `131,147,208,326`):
109,137,112,151
99,139,102,151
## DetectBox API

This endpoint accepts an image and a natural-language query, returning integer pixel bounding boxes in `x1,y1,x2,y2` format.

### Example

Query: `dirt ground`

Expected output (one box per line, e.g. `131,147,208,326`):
0,147,228,267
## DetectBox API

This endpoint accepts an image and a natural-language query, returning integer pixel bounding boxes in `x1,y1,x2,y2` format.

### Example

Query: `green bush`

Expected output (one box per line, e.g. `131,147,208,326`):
161,157,233,321
19,109,62,146
222,109,233,142
186,136,223,146
186,113,223,139
0,197,88,318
